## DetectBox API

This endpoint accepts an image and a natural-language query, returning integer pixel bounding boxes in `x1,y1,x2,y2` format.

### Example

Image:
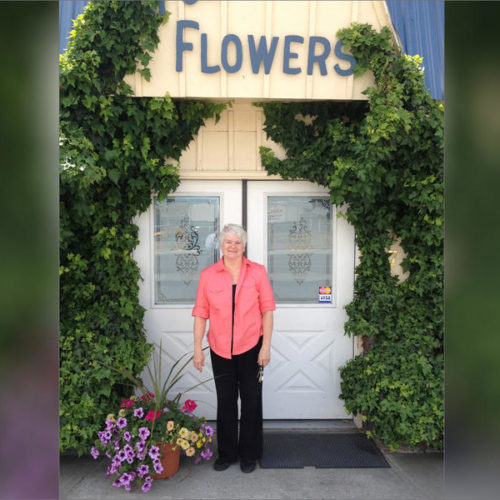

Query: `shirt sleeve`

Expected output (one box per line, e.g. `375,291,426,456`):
192,271,209,319
257,265,276,313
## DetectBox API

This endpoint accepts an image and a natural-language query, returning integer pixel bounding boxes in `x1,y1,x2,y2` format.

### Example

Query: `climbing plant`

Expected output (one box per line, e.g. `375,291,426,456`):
258,23,443,450
59,0,225,455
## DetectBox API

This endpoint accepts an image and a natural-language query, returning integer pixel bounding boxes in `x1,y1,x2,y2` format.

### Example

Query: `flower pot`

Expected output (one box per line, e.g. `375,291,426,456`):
152,442,181,479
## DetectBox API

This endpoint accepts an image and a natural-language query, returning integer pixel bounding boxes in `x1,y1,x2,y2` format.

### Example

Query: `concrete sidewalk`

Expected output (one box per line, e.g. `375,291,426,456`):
60,434,443,500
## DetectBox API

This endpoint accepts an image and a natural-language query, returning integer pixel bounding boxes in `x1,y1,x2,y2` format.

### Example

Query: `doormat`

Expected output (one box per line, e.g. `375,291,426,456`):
259,432,389,469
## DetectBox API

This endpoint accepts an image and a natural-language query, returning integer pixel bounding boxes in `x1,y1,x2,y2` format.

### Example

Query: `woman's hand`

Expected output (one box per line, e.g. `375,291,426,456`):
258,345,271,367
193,349,205,372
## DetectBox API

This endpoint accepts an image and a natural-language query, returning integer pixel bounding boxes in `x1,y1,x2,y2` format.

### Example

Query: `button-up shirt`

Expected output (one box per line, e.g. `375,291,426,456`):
192,256,276,359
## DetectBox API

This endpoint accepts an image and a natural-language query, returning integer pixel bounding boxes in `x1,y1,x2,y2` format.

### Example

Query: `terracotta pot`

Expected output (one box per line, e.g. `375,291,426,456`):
151,442,181,479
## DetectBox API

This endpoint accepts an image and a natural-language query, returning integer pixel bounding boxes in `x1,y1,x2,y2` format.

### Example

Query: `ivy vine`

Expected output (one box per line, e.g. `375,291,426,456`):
59,0,225,455
258,24,443,450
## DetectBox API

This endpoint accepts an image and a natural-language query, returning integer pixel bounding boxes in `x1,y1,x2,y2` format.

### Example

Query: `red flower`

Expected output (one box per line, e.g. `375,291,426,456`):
141,392,155,402
183,399,197,412
120,399,129,408
145,410,162,421
125,400,135,408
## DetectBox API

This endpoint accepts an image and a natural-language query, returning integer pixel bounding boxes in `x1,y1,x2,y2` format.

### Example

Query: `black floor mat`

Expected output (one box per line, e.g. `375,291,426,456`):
259,432,389,469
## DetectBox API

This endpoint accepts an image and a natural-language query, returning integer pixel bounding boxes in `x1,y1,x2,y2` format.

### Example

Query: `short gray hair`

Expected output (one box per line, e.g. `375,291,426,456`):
220,223,247,247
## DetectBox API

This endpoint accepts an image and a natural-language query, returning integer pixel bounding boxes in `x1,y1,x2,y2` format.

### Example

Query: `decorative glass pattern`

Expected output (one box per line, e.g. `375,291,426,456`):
267,197,332,303
154,196,220,304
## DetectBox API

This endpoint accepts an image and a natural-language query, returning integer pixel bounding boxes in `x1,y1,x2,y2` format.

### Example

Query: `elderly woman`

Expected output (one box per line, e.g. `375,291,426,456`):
192,223,275,473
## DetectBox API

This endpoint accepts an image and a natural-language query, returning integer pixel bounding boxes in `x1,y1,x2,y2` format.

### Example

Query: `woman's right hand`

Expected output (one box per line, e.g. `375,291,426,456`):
193,349,205,372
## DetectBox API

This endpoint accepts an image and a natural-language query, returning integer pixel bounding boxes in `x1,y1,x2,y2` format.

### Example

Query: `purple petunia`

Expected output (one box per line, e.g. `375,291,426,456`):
104,430,112,441
136,464,149,478
113,439,120,451
136,440,146,453
90,446,99,459
141,481,152,493
117,450,127,462
193,457,201,465
201,448,213,460
116,417,127,429
119,472,132,485
162,407,169,413
148,445,160,460
153,460,163,474
123,444,134,455
204,425,214,437
105,419,115,431
123,431,131,442
134,407,144,418
138,427,150,440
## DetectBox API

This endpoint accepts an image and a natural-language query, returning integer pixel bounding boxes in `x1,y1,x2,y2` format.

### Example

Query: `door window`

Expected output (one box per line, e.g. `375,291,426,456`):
154,196,220,304
267,196,332,303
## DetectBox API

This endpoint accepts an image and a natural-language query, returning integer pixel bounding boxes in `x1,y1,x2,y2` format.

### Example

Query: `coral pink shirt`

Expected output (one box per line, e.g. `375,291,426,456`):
192,256,276,359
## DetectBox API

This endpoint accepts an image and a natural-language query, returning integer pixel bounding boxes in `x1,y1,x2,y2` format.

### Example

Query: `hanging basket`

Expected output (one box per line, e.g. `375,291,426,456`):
151,442,181,479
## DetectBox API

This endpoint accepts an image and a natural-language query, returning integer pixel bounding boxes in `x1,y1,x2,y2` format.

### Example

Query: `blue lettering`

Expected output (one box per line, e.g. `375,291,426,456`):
307,36,331,76
283,35,304,75
221,34,243,73
247,35,279,74
184,0,199,4
201,33,220,73
176,20,199,72
333,39,356,76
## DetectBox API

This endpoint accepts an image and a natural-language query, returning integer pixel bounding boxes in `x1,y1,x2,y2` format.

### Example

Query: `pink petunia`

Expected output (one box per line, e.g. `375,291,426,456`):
183,399,197,412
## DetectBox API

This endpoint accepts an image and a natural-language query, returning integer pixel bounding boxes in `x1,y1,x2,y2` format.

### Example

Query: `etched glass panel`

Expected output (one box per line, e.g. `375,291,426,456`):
154,196,220,304
267,196,332,303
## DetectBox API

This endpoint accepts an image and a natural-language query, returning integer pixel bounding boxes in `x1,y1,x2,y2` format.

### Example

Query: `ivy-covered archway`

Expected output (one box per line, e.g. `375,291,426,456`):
60,1,443,454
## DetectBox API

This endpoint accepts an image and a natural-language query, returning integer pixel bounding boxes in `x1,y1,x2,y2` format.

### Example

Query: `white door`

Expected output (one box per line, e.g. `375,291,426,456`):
247,181,354,418
134,180,354,420
134,180,242,419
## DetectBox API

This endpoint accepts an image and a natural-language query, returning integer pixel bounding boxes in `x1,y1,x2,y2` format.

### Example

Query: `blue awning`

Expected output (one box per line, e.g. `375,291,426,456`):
386,0,444,100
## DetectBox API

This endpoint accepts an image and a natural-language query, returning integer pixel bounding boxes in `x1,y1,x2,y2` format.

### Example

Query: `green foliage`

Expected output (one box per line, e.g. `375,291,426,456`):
60,1,226,455
258,24,443,450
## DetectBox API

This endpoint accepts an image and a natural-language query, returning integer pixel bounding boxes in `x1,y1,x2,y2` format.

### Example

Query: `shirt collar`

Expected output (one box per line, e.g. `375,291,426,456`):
215,255,249,272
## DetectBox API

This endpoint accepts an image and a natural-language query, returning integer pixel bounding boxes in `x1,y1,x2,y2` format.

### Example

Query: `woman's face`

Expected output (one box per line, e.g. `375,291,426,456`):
220,232,245,260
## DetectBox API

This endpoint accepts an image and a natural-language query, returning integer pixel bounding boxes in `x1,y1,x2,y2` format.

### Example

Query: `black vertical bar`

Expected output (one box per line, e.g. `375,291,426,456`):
242,179,247,257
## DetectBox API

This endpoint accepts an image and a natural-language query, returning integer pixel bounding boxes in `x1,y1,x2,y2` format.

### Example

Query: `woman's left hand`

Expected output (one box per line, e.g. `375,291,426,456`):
258,345,271,366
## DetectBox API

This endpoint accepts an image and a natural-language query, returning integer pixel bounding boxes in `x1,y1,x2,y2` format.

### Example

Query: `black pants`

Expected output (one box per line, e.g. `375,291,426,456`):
210,338,263,461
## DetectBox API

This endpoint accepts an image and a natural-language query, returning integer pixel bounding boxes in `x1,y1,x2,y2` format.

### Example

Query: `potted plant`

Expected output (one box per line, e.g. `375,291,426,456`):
91,342,214,492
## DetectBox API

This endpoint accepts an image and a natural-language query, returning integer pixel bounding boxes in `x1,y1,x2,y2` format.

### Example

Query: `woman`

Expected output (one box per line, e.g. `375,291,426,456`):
192,224,275,473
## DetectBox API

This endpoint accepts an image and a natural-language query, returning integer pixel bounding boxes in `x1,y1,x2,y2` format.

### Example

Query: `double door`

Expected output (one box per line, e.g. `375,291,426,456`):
134,180,355,419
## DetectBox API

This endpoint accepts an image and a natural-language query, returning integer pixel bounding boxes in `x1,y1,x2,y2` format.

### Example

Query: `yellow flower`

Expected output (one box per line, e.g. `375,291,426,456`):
190,431,198,443
198,432,203,438
167,420,174,431
179,427,189,439
130,395,137,401
176,437,184,447
180,439,190,450
208,437,212,443
201,437,206,444
118,409,126,417
106,414,115,422
196,441,202,448
186,447,195,457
